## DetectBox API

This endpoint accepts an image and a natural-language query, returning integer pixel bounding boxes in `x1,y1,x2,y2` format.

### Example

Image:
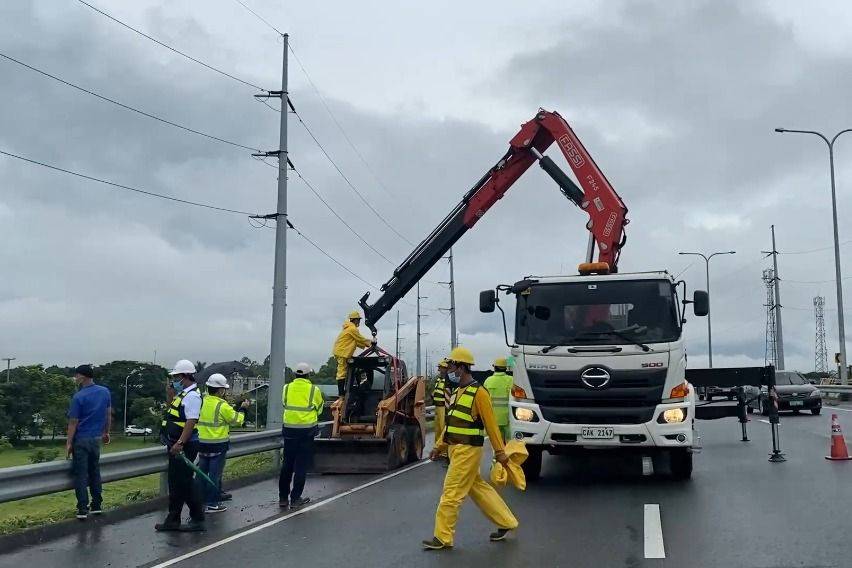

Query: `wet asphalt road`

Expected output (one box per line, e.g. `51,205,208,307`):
3,408,852,568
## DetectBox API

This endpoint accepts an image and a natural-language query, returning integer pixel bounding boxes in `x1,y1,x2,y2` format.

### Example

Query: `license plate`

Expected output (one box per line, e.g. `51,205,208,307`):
581,427,614,439
789,400,804,407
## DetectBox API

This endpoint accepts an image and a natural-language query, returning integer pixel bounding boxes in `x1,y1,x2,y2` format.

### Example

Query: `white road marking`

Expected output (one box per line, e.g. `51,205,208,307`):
644,503,666,559
829,406,852,412
150,459,431,568
759,419,770,424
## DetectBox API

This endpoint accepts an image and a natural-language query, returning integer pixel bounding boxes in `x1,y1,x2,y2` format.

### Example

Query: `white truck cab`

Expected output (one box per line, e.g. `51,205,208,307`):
480,269,708,480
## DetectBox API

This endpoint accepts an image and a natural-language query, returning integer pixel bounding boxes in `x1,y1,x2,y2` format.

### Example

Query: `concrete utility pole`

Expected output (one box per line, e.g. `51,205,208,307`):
395,311,403,359
770,225,785,369
416,283,428,376
775,127,852,383
2,358,14,383
449,249,458,349
263,34,289,429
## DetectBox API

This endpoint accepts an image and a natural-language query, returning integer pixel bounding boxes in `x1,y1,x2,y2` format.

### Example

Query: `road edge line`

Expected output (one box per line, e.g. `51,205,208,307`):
148,459,431,568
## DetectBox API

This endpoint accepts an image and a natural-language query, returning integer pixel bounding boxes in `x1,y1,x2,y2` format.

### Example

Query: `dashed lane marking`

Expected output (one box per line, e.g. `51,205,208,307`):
644,503,666,559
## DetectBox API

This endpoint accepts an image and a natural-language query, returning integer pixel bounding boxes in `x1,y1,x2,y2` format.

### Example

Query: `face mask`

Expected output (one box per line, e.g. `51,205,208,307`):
446,371,460,384
172,380,184,392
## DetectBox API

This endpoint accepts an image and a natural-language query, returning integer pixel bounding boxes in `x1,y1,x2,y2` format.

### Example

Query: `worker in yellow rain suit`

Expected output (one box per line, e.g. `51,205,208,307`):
331,310,375,397
423,347,518,551
484,357,513,443
432,359,450,458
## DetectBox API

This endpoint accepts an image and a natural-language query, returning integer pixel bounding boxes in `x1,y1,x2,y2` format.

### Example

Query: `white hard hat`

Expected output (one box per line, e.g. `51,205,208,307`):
169,359,197,376
206,373,230,389
294,362,313,376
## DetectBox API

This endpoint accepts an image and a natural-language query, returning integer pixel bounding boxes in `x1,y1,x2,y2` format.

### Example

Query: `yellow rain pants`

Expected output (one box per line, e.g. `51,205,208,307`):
434,444,518,545
434,407,446,455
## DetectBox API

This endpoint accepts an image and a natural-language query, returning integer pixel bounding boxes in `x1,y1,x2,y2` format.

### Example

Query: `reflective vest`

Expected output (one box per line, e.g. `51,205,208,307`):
445,382,485,447
161,385,199,439
432,377,448,407
197,394,245,443
282,379,323,428
483,372,512,427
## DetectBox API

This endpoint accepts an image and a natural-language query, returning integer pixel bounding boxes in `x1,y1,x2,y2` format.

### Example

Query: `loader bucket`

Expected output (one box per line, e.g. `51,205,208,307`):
311,437,395,474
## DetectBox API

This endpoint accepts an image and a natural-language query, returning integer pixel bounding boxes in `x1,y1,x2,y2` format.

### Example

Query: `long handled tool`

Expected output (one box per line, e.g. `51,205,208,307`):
176,451,218,489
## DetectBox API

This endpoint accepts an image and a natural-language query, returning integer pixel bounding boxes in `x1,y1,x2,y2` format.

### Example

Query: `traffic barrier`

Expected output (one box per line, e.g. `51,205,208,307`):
825,413,852,461
0,406,435,505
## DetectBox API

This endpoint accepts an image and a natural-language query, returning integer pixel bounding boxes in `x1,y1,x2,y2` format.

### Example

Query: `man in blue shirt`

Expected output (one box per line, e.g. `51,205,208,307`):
65,364,112,520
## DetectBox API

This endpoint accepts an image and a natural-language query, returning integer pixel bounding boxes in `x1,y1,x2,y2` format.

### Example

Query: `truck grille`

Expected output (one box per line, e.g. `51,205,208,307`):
526,368,668,425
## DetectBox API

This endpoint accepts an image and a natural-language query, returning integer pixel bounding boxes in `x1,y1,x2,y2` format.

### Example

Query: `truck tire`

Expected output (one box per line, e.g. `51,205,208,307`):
405,423,423,463
670,449,693,481
522,446,543,482
387,424,408,470
812,407,822,415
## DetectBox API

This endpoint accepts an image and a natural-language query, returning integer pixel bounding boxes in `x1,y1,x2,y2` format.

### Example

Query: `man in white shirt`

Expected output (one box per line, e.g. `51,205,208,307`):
155,360,205,532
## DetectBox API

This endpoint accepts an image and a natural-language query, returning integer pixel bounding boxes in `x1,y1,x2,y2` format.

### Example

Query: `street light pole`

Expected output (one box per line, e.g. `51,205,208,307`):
775,127,852,384
2,358,14,383
678,251,736,367
124,367,144,433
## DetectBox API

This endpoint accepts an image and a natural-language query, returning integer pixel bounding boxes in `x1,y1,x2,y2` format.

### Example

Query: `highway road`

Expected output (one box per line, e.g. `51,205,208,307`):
2,408,851,568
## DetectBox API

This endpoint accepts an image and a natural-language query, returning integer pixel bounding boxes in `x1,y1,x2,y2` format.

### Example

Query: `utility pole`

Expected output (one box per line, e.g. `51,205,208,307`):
762,226,785,370
449,249,458,349
763,269,778,367
815,296,828,374
2,358,14,383
395,311,404,359
416,284,428,376
254,34,289,431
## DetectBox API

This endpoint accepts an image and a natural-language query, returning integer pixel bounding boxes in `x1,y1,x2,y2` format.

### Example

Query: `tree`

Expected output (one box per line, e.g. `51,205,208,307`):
0,366,74,442
313,356,338,385
94,361,168,430
128,396,161,436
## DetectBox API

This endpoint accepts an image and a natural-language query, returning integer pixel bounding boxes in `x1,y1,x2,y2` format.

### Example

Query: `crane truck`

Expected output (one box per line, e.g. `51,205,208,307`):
345,109,708,479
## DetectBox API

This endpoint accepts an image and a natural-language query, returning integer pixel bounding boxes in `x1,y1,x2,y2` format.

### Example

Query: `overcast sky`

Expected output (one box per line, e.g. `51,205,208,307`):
3,0,852,374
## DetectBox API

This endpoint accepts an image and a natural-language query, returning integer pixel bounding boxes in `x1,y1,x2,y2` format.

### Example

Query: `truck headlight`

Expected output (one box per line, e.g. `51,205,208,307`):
513,407,537,422
658,408,686,424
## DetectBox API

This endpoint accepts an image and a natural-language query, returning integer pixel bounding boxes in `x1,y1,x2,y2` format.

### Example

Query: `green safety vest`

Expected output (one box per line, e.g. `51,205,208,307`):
445,382,485,447
197,394,245,443
484,372,512,427
432,376,448,407
282,379,324,428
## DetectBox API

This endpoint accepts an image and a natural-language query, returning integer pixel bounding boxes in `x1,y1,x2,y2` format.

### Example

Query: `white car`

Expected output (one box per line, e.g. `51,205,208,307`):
125,425,153,436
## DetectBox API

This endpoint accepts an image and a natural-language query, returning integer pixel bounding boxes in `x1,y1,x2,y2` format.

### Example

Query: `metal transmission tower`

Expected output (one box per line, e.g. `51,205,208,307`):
814,296,829,374
763,268,778,367
761,226,785,369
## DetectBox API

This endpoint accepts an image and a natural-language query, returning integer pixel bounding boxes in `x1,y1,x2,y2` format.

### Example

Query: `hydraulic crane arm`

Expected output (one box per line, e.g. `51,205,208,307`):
360,109,629,333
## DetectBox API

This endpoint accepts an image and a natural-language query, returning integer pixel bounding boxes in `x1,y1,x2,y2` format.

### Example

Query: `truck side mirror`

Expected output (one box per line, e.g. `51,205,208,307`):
693,290,709,317
479,290,497,313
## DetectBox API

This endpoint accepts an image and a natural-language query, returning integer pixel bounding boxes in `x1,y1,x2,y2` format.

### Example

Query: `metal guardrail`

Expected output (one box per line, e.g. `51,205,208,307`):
816,385,852,394
0,406,435,504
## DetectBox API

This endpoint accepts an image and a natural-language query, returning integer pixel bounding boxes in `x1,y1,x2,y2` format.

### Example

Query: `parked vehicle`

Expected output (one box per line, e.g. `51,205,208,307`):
125,425,153,436
745,371,822,415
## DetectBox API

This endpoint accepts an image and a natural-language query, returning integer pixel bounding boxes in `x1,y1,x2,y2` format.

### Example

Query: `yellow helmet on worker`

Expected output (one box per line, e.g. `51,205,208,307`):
493,357,508,369
447,346,475,366
437,358,449,369
348,310,362,321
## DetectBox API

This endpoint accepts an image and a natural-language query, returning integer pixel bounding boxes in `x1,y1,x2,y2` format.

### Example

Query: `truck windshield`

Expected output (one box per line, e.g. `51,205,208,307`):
515,279,680,346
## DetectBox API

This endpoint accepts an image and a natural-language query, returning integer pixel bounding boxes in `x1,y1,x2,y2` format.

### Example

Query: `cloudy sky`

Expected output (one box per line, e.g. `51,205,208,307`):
3,0,852,375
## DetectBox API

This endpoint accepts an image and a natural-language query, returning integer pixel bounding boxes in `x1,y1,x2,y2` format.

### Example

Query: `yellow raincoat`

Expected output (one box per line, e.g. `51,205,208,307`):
332,321,372,380
489,440,528,491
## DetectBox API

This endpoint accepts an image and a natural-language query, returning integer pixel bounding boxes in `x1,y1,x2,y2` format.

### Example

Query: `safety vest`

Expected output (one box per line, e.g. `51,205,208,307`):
445,382,485,446
484,372,512,427
282,379,322,428
197,394,244,443
432,377,448,407
161,385,199,439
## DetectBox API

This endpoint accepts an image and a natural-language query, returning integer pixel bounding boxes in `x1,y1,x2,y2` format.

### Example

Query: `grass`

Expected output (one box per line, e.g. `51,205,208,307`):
0,436,159,468
0,449,276,535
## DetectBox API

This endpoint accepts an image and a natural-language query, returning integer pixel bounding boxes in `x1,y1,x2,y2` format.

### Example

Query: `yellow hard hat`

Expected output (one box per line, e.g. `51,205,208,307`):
437,358,449,369
493,357,508,368
348,310,362,320
448,346,475,366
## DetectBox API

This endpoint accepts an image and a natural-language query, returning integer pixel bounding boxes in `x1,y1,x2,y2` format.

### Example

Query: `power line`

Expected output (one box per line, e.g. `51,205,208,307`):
288,43,410,208
0,51,262,153
77,0,268,92
288,158,395,264
0,148,257,216
285,219,379,290
231,0,284,36
289,101,413,245
779,239,852,255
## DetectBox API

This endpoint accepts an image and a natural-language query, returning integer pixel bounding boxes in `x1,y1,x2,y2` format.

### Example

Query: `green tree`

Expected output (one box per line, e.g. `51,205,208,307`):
313,356,338,384
128,396,161,437
93,361,168,430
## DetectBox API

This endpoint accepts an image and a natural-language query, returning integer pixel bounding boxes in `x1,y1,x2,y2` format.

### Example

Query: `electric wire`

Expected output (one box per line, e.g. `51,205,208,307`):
0,148,257,216
0,51,262,153
231,0,284,36
77,0,268,92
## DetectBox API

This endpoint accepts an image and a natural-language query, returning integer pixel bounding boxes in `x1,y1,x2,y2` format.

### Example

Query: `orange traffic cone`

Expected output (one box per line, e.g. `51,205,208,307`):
825,414,852,461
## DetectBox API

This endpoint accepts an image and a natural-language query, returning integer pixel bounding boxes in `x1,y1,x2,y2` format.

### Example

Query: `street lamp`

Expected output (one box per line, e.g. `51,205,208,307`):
678,251,736,367
775,127,852,384
124,367,145,433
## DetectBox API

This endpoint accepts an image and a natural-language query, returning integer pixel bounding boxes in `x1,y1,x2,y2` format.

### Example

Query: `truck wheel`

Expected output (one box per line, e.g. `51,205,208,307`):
522,446,543,482
405,423,423,462
387,424,408,470
670,449,693,481
812,407,822,415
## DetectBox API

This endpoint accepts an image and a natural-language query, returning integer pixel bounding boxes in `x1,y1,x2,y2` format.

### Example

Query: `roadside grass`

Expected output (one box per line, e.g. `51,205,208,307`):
0,436,160,468
0,450,275,535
